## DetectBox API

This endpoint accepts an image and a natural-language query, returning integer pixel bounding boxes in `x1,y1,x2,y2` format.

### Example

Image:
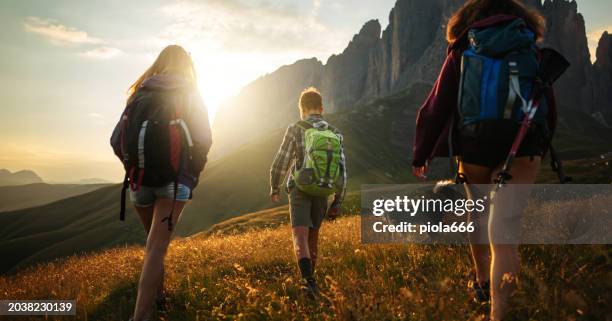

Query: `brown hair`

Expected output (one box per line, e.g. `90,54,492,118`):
446,0,545,43
299,87,323,112
127,45,196,103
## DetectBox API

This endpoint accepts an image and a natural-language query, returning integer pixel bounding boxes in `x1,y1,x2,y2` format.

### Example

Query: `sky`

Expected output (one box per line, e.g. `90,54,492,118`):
0,0,610,183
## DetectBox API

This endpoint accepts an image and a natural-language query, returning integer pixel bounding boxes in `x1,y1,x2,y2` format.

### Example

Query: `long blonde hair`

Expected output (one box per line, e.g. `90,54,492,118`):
127,45,196,103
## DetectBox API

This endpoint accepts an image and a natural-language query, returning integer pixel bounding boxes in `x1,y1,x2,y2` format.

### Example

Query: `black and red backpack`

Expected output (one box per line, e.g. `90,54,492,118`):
116,88,195,230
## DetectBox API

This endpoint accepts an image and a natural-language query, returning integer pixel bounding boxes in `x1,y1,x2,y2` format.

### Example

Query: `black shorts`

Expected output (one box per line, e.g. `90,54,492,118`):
459,121,547,169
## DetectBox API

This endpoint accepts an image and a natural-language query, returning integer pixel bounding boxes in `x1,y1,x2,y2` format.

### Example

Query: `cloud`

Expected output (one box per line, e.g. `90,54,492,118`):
24,16,124,60
157,0,345,55
587,26,611,63
24,16,102,45
81,46,123,59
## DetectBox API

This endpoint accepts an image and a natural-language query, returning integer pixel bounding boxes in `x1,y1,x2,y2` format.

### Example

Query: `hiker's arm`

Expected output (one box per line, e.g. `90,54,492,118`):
269,126,295,196
412,51,460,167
188,92,213,173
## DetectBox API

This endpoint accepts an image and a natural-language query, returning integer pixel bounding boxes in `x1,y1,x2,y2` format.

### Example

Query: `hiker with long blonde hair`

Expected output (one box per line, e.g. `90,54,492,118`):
111,45,212,321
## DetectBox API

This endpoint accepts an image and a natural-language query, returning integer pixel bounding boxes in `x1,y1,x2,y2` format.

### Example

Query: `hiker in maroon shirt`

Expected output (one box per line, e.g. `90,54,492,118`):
412,1,557,320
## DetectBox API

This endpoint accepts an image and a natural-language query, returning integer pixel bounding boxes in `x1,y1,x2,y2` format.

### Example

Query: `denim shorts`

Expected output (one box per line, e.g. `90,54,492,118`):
130,183,191,207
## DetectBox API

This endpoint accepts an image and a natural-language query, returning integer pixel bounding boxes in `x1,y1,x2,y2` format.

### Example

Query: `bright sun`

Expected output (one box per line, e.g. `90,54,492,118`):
190,50,289,124
193,53,248,123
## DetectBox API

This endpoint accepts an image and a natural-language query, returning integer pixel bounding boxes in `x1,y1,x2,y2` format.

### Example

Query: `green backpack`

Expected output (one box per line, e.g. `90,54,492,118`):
294,121,342,197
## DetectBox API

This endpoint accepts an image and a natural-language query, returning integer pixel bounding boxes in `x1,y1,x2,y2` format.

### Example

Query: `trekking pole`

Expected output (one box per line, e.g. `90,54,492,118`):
494,100,540,189
549,145,572,183
494,48,570,190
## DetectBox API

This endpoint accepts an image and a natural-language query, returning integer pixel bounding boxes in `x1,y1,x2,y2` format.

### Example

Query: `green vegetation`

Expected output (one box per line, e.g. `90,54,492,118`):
0,214,608,320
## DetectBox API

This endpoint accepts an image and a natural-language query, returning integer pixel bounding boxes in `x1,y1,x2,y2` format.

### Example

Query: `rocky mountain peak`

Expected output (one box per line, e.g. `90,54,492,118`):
595,31,612,70
354,19,381,46
593,31,612,125
538,0,593,112
211,0,612,157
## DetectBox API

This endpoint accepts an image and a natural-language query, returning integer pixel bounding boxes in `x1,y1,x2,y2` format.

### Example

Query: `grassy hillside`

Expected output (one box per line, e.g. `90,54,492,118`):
0,85,610,273
0,185,146,273
0,213,608,321
0,183,108,212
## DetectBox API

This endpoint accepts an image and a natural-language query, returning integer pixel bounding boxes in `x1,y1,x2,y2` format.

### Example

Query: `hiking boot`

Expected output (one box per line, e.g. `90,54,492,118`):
469,279,491,303
300,277,319,299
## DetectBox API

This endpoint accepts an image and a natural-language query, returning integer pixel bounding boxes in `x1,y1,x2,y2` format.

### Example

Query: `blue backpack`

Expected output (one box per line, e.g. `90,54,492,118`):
458,19,547,127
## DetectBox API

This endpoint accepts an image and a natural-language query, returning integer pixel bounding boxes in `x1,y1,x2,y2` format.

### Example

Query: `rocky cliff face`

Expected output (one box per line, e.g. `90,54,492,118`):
212,0,612,157
322,0,463,111
593,32,612,125
321,20,381,112
212,0,462,155
538,0,595,113
364,0,461,100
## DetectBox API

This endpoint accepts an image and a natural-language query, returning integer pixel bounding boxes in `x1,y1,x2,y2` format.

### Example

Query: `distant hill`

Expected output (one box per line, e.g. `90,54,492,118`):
76,178,114,185
0,185,145,273
0,169,43,186
0,183,108,212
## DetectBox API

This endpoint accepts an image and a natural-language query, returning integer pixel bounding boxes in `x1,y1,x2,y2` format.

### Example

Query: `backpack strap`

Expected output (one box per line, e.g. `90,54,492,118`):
323,138,334,186
119,173,129,221
503,61,519,118
120,113,129,163
296,120,314,130
503,60,529,119
326,124,339,133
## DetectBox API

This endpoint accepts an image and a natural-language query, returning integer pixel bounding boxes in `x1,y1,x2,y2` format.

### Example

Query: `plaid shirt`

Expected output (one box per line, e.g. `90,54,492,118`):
269,114,347,206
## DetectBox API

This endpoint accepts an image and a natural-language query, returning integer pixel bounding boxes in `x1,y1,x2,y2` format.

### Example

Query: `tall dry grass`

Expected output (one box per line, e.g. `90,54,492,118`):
0,216,609,320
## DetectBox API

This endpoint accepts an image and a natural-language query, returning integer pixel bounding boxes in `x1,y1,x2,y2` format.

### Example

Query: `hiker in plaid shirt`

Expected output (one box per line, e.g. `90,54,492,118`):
269,87,346,297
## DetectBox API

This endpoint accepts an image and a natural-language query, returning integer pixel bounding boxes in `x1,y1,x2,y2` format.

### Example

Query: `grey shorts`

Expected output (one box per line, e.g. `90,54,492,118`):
289,188,329,229
130,183,191,207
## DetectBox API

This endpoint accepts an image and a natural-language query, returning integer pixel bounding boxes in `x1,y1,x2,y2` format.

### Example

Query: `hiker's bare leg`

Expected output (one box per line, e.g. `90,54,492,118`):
488,156,540,320
135,206,154,231
133,199,184,321
461,162,493,285
292,226,310,260
308,228,320,270
135,206,165,299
